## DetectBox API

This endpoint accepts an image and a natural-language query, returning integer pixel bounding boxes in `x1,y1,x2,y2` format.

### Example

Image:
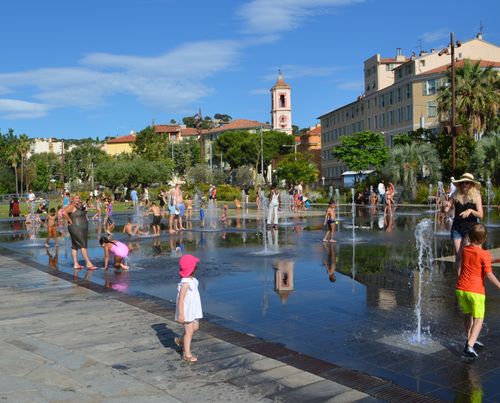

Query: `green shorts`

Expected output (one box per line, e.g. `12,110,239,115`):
455,290,485,319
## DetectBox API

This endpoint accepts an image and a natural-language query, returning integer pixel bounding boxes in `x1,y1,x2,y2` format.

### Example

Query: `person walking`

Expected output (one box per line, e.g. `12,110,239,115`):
445,173,483,275
377,180,386,207
456,224,500,362
322,199,336,243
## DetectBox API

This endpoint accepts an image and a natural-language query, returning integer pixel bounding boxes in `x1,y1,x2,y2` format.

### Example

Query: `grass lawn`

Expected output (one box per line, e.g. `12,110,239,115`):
0,200,137,219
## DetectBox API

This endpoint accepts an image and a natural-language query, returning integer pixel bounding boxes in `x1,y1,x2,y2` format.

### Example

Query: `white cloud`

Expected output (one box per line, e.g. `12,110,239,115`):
237,0,363,35
337,80,363,90
420,29,450,44
248,88,269,95
0,99,50,119
263,64,339,82
0,40,240,119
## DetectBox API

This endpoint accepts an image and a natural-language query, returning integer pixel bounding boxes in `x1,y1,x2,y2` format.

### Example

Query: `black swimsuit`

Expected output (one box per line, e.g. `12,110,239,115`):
68,207,88,249
452,200,478,236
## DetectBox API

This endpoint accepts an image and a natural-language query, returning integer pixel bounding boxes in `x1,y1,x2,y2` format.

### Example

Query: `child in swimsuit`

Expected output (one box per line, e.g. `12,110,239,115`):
100,236,129,270
322,199,336,243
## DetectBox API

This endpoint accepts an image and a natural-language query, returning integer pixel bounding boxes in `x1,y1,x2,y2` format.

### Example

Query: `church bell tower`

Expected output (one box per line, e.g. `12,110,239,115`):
270,70,292,135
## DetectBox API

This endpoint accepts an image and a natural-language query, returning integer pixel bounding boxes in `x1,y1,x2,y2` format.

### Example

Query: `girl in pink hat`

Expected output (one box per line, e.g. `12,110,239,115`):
175,254,203,362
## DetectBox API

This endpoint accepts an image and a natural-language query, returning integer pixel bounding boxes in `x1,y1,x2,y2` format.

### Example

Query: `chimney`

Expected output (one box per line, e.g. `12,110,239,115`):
477,32,483,40
395,47,405,62
419,50,428,57
430,48,435,53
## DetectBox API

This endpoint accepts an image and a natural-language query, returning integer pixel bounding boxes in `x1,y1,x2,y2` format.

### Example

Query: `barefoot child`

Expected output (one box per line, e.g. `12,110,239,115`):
175,254,203,363
322,199,336,243
123,217,147,237
45,208,59,247
100,236,129,271
456,224,500,362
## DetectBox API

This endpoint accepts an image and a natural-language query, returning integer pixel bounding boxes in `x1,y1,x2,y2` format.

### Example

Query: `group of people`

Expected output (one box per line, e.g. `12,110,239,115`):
446,173,500,361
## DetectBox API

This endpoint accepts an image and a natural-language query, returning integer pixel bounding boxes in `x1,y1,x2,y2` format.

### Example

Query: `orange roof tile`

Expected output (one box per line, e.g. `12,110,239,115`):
154,124,181,133
308,126,322,136
206,119,271,134
107,134,136,143
423,59,500,75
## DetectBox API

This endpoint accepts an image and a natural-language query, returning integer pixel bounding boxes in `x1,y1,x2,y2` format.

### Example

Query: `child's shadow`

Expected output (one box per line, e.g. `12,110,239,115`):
151,323,183,357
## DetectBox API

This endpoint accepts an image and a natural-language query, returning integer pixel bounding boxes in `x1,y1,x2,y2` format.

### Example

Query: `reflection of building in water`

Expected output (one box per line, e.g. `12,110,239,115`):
273,259,294,304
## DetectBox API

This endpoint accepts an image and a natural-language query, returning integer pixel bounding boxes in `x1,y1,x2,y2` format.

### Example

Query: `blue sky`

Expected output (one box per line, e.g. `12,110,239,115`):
1,0,498,139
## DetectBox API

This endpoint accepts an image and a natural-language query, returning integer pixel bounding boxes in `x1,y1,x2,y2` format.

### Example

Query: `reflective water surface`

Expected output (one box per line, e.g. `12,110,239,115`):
1,205,499,401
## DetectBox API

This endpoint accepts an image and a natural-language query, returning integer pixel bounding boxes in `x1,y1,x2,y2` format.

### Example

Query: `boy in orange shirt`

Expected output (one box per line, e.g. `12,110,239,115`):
456,223,500,362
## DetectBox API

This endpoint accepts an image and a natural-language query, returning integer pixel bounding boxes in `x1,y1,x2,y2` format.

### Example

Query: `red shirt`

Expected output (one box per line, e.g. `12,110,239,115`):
456,245,492,295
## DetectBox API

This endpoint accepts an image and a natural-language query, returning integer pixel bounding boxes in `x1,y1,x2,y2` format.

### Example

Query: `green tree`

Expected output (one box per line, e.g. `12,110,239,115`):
469,133,500,185
214,113,232,122
384,142,442,200
5,141,20,194
276,154,319,186
393,128,437,146
30,152,62,191
132,126,169,161
332,131,388,180
437,59,500,137
65,143,108,184
95,157,173,189
18,133,32,194
434,129,475,178
171,138,201,175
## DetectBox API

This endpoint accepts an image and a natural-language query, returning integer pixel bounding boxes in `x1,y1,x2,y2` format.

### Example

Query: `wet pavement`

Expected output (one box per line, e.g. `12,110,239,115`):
1,206,500,401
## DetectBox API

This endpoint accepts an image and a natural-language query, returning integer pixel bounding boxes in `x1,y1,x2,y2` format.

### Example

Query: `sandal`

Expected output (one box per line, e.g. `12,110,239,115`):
73,265,84,270
182,354,198,363
174,337,183,347
86,265,98,270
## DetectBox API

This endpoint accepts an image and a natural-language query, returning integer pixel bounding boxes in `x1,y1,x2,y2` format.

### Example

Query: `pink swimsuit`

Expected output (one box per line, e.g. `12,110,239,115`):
110,241,129,258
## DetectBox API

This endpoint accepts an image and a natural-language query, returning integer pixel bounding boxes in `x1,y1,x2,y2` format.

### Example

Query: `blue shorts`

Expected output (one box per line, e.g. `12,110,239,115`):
178,203,185,217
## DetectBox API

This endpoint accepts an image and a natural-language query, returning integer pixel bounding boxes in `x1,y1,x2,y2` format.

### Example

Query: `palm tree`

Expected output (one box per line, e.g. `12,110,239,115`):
6,144,20,195
385,142,442,201
437,60,500,139
469,133,500,185
18,134,32,195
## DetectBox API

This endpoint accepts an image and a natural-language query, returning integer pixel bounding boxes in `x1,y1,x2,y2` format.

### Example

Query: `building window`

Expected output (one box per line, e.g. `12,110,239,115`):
397,87,402,102
427,100,437,117
406,105,413,121
406,84,412,99
279,94,286,107
374,115,378,129
389,91,393,105
368,117,371,130
380,113,385,128
389,111,394,126
423,79,437,95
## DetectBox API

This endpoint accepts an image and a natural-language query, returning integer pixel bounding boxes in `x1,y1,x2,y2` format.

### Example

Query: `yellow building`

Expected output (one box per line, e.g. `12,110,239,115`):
104,133,136,156
319,34,500,186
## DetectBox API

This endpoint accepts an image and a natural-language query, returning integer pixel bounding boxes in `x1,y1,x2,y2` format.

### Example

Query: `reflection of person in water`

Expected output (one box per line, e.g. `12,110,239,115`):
323,243,336,283
46,245,59,270
152,238,162,255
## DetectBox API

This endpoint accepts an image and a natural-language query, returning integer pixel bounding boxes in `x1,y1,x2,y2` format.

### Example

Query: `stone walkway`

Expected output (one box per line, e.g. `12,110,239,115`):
0,252,442,402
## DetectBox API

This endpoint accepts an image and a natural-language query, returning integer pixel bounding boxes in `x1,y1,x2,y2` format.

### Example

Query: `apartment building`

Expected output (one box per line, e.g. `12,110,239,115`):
319,34,500,186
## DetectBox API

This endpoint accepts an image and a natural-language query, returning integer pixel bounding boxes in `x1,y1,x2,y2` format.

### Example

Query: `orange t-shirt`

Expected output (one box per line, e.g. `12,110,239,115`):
456,245,492,295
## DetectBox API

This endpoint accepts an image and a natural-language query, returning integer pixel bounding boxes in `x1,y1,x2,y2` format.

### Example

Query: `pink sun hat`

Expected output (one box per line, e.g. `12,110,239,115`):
179,254,200,278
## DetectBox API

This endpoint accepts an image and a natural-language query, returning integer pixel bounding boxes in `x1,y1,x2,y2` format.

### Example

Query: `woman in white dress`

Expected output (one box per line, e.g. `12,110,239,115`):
175,254,203,362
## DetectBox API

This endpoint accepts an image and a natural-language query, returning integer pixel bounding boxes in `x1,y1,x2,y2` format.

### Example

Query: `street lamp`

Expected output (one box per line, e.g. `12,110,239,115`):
282,142,301,161
321,176,325,187
439,32,462,174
